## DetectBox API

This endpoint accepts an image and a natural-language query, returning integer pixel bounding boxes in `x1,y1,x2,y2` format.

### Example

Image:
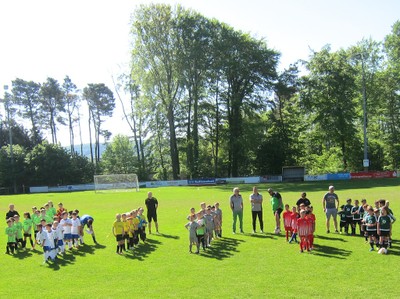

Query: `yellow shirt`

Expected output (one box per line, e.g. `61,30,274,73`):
122,220,130,233
113,220,124,235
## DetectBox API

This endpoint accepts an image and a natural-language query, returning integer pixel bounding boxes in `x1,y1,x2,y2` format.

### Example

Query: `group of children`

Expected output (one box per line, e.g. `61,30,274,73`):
112,207,147,255
283,204,316,253
5,201,96,264
339,198,396,253
184,202,223,254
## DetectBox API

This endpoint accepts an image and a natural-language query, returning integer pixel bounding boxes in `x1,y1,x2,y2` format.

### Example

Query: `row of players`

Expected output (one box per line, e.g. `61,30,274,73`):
112,207,148,255
5,208,96,260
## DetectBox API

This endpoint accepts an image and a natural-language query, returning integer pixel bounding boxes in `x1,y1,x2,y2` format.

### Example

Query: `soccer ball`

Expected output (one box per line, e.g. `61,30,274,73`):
378,248,387,254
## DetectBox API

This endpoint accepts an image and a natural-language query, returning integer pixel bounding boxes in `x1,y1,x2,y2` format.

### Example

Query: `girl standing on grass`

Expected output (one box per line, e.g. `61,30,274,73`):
23,212,34,249
214,202,222,238
185,214,200,254
365,206,378,252
112,213,125,255
5,218,17,254
377,207,392,251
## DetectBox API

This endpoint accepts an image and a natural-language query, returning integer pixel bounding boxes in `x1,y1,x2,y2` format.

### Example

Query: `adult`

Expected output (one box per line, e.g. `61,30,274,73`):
80,214,98,244
6,204,19,220
322,185,339,233
250,186,263,233
230,187,243,234
296,192,311,210
268,188,283,234
145,192,159,234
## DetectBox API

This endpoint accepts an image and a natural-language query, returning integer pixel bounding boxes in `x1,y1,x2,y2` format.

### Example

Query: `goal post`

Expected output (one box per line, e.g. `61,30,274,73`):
94,174,139,193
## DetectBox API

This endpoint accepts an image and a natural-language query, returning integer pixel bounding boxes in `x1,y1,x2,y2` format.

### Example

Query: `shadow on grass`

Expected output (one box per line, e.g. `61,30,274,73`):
315,235,348,242
199,237,245,260
123,238,161,261
11,249,34,259
247,233,275,239
388,242,400,256
154,233,180,240
312,243,352,259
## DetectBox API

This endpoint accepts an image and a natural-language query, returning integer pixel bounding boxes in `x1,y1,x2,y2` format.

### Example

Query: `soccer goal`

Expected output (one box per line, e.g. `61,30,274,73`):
94,174,139,193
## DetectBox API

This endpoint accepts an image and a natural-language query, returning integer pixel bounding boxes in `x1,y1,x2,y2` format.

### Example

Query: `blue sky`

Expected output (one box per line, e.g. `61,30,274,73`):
0,0,399,145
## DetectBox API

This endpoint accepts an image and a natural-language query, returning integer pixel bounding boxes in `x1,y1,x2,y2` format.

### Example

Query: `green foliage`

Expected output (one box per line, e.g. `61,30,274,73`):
101,135,138,175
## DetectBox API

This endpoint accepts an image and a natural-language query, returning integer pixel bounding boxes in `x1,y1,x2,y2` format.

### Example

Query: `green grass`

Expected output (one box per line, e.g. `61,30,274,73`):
1,179,400,298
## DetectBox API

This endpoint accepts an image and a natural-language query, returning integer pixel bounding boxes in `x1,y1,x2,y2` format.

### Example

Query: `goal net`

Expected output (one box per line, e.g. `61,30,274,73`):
94,174,139,193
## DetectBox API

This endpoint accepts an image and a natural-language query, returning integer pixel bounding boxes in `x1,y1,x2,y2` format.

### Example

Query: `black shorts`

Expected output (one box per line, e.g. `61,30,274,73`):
274,208,283,217
123,234,129,240
147,212,157,223
116,234,123,242
24,233,31,237
366,231,377,237
379,231,390,237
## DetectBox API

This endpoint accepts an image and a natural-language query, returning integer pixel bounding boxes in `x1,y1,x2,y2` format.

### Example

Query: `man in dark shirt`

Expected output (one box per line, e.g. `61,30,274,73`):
5,204,19,220
145,192,159,234
296,192,311,210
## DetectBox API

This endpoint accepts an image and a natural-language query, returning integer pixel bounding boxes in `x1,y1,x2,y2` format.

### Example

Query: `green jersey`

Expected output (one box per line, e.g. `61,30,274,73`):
5,226,17,243
47,207,56,218
365,214,377,231
14,222,23,239
378,215,391,232
270,197,279,212
32,215,41,230
23,218,33,234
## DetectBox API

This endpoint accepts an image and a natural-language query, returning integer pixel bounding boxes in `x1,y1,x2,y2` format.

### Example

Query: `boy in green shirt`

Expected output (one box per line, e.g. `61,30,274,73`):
13,215,24,249
5,218,17,254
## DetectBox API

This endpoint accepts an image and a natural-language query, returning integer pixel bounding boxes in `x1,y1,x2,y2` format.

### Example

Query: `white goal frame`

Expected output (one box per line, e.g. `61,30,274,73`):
94,174,139,193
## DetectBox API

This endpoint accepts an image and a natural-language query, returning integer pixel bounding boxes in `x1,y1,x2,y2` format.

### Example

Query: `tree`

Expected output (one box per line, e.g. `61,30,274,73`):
131,4,183,179
216,24,279,176
83,83,115,164
300,47,359,171
62,76,80,154
11,78,43,145
40,77,65,144
101,135,138,174
0,144,27,194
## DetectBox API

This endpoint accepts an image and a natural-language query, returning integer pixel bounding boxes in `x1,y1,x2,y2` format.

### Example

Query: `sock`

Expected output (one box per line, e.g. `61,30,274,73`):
30,239,34,247
6,245,10,254
286,231,289,241
122,243,126,251
80,236,84,244
92,235,97,244
369,241,374,249
116,245,119,253
119,244,123,253
189,244,192,252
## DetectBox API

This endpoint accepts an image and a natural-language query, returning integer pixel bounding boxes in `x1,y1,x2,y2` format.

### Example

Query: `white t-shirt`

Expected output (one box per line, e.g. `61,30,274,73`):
42,230,55,248
52,226,63,240
71,218,81,234
60,218,72,234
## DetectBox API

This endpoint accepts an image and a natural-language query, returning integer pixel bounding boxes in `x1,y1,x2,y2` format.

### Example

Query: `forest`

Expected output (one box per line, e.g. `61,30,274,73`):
1,4,399,192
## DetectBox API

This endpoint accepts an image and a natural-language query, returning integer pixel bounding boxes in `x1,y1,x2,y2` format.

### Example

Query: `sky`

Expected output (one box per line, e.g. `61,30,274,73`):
0,0,399,146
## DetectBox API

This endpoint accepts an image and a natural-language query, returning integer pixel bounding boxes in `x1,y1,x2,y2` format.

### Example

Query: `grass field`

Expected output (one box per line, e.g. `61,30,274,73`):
1,179,399,298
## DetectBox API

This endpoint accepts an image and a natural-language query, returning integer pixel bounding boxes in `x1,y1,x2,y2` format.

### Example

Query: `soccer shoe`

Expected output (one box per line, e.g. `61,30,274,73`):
300,250,304,253
240,230,244,234
369,248,374,252
335,230,339,233
252,230,256,234
260,230,264,233
326,230,330,233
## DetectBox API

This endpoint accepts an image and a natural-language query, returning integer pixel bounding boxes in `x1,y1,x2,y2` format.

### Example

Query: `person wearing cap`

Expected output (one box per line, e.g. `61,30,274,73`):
230,187,244,234
250,186,263,234
268,188,283,234
296,192,311,211
322,185,339,233
5,204,19,220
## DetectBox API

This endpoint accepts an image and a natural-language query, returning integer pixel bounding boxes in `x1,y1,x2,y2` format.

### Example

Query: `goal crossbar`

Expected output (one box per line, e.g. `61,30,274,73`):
94,174,139,193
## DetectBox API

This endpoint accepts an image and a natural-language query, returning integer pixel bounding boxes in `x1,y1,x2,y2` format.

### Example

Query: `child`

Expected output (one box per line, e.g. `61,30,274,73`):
112,213,125,254
42,223,56,263
32,224,43,250
297,210,310,253
338,205,347,234
122,213,130,251
187,207,196,221
130,210,140,247
23,212,34,249
214,202,222,238
60,211,73,250
344,198,353,234
185,214,200,253
71,212,81,249
47,201,57,219
204,207,215,247
32,210,41,239
306,206,316,250
377,206,392,251
41,208,53,224
283,204,292,241
196,211,206,251
365,206,378,251
288,207,299,243
13,215,24,250
351,200,364,236
52,221,64,255
5,218,17,254
80,214,98,244
137,208,147,243
56,202,67,221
